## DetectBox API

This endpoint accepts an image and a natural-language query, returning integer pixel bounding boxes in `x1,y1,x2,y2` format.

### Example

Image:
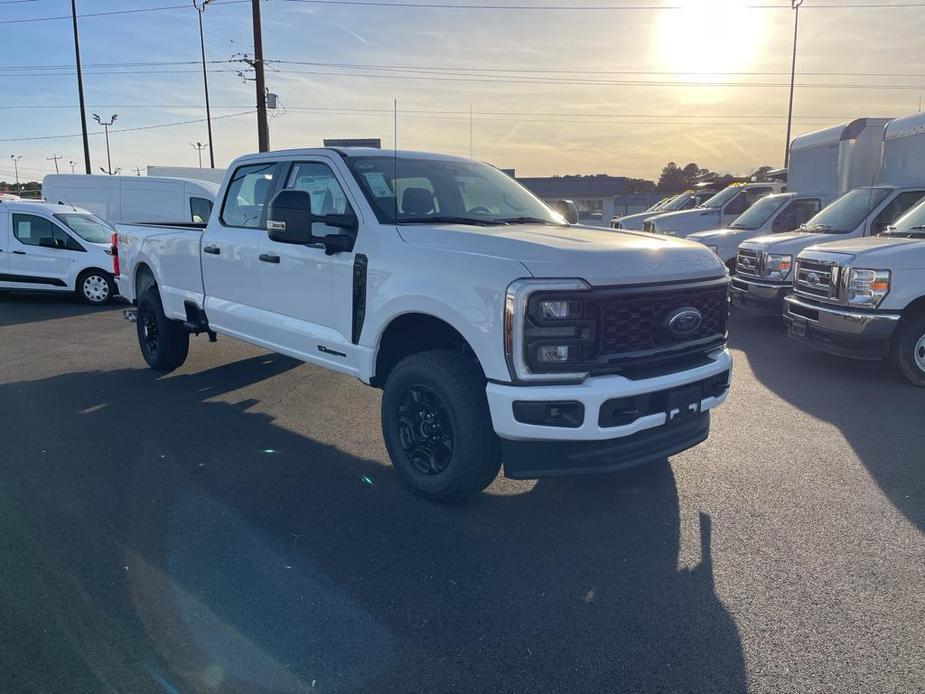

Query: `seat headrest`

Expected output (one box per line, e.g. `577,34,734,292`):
401,187,434,216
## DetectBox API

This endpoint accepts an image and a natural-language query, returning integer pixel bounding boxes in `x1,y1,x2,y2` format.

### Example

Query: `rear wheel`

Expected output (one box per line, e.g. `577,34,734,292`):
381,350,501,502
891,312,925,386
76,269,114,305
136,287,189,372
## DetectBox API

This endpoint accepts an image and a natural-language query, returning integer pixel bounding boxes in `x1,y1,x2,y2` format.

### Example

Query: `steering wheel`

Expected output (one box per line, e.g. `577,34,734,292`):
467,206,493,215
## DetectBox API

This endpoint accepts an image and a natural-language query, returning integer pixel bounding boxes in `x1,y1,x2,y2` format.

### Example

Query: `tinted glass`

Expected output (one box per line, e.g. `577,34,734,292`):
190,197,213,224
729,196,789,230
804,188,893,234
12,214,72,248
221,163,275,228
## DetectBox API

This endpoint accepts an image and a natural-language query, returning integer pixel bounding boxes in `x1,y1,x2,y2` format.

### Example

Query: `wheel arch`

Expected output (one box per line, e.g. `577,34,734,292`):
134,262,157,300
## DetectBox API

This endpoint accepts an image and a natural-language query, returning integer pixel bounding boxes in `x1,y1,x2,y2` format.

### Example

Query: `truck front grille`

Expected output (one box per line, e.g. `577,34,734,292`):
794,258,841,303
736,249,760,278
589,281,729,376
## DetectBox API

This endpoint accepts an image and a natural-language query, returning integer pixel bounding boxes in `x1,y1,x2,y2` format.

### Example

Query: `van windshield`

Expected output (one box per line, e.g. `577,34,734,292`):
728,196,789,230
54,213,114,244
699,187,740,209
802,188,892,234
660,191,696,211
345,156,565,227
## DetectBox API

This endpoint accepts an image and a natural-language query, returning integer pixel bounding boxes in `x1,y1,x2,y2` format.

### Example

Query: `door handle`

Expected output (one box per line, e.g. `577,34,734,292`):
12,250,26,255
202,245,221,255
259,253,280,264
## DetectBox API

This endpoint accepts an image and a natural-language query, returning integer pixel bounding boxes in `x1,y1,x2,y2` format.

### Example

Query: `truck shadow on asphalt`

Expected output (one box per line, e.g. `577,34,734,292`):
0,355,747,694
0,292,122,327
728,310,924,533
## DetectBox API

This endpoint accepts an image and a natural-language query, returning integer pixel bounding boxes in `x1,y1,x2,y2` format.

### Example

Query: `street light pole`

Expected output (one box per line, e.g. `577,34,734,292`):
69,160,77,174
70,0,92,174
92,114,118,175
10,155,21,192
194,0,216,168
190,142,209,168
784,0,804,169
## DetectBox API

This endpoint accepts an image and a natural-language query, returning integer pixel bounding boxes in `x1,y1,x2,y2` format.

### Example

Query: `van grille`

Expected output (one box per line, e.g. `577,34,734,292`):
795,258,841,303
736,249,760,278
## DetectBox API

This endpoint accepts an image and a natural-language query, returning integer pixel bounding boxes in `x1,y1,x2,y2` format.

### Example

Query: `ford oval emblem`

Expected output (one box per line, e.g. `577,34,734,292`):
666,307,703,338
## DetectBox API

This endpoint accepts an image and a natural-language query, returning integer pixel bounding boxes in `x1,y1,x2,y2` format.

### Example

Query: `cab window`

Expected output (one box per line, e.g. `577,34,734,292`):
284,161,355,238
871,191,925,235
772,198,821,233
190,197,213,224
220,163,275,228
12,214,79,250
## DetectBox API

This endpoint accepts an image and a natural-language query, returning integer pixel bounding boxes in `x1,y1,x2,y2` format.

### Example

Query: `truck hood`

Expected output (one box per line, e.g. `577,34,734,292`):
687,228,755,244
649,208,722,236
739,231,841,255
803,235,925,269
397,223,726,285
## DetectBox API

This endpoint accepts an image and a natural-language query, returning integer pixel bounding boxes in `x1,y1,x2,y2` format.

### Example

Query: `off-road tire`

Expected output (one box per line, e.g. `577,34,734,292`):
136,287,189,372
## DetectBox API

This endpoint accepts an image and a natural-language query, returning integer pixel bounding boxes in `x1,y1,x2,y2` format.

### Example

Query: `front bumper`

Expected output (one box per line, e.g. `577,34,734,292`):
486,349,731,477
782,295,901,360
730,277,789,316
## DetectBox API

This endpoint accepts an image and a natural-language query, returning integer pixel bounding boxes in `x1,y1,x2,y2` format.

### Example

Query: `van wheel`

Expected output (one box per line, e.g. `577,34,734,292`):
77,269,114,305
136,287,189,372
891,313,925,386
381,350,502,502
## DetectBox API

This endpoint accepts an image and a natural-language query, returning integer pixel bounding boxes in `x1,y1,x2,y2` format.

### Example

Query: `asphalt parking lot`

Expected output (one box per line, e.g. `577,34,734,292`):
0,293,922,694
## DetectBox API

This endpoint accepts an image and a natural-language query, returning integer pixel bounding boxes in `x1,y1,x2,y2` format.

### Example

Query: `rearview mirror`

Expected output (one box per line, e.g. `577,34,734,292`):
267,189,313,244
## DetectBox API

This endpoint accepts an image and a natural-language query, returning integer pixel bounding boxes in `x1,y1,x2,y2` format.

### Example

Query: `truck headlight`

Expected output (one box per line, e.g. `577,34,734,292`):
504,279,596,382
847,268,890,308
765,253,792,281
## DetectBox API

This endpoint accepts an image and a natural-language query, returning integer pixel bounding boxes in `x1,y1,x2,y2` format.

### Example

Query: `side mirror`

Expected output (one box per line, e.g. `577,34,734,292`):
267,189,313,244
321,233,353,256
550,199,579,225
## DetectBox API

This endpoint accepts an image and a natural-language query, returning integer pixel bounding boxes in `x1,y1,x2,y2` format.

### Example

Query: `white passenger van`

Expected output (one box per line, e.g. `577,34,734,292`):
41,175,218,226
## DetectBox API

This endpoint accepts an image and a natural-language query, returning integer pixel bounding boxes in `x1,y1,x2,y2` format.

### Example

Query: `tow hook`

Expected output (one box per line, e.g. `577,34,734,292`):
123,308,137,323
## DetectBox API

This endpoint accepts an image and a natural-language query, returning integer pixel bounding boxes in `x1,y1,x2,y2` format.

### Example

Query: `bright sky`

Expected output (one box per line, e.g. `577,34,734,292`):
1,0,923,183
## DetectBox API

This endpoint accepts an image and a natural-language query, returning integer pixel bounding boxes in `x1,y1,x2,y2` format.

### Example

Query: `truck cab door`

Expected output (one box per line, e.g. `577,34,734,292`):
868,190,925,235
201,161,279,337
7,213,75,290
256,159,362,373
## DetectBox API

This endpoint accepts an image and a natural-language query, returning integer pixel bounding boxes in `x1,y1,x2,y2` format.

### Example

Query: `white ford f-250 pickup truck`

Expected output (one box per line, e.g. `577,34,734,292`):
115,147,732,501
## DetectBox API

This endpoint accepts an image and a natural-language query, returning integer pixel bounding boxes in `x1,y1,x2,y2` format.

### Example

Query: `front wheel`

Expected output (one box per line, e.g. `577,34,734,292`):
136,287,189,372
381,350,502,502
892,313,925,386
76,269,115,305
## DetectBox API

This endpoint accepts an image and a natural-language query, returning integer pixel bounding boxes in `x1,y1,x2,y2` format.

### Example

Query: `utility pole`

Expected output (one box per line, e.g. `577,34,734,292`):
194,0,216,167
190,142,209,168
92,113,117,175
69,160,77,174
251,0,269,152
783,0,804,169
47,154,63,174
70,0,91,174
133,167,143,176
10,155,21,193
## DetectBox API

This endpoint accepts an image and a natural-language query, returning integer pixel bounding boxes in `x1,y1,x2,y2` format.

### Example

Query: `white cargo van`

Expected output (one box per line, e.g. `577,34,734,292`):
41,175,218,226
146,165,227,185
732,113,925,316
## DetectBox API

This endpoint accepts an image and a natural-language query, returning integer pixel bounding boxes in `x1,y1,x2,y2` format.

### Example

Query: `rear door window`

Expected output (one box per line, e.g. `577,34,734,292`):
190,197,213,224
220,163,276,228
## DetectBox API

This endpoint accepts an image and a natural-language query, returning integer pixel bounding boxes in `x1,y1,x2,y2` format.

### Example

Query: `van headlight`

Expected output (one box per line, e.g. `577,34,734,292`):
504,279,596,382
765,253,792,281
847,268,890,308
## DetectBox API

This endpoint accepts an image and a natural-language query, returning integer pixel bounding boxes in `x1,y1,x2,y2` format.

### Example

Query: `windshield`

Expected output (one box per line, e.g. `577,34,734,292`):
54,213,114,243
660,191,697,212
699,186,740,209
345,156,565,226
884,197,925,236
803,188,892,234
728,196,789,230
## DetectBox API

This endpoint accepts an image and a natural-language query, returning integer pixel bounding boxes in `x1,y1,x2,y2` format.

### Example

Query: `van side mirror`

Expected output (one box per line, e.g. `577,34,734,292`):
550,199,579,225
267,189,313,244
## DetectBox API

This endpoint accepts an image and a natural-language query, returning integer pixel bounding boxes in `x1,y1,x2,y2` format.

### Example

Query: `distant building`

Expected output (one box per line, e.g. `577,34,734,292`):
517,175,662,225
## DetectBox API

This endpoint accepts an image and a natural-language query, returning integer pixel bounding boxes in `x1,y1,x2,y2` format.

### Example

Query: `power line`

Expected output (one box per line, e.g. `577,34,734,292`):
280,0,925,9
0,0,249,25
0,110,254,143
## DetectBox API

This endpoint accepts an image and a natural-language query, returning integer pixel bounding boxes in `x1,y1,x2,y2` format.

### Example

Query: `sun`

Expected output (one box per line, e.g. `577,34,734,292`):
656,0,767,77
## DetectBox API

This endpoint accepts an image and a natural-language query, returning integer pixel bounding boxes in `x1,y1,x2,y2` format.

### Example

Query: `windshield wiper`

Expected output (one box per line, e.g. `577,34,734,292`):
496,216,565,226
728,224,752,230
397,216,501,227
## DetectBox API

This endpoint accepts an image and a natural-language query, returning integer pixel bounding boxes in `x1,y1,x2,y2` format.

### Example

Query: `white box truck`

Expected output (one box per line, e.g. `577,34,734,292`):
783,196,925,385
732,113,925,316
42,175,219,226
687,118,892,269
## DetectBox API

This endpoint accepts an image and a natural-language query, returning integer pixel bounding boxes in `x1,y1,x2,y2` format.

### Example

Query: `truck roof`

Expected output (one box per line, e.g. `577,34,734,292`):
0,199,90,215
232,147,475,166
